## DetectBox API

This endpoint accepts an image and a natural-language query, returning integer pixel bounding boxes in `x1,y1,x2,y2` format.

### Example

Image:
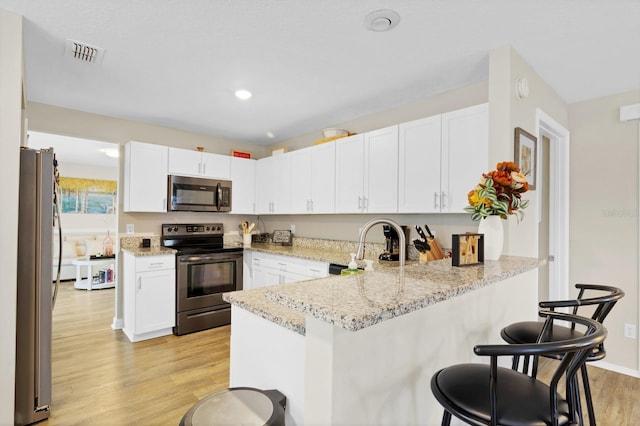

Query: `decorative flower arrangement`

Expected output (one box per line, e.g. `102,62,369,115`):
465,161,530,221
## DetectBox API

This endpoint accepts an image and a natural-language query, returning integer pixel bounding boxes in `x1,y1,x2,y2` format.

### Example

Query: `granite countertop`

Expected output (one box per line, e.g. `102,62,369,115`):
224,255,544,335
121,247,176,256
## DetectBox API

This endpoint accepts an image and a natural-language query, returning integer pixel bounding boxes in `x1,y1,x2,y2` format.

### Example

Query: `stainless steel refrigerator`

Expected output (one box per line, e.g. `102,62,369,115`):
15,147,60,425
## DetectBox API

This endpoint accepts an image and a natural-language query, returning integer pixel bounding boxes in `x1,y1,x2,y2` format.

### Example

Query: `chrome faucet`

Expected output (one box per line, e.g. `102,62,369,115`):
356,218,406,268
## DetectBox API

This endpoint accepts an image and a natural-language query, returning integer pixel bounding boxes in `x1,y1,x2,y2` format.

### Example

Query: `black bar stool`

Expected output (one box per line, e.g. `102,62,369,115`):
500,283,624,425
431,311,607,426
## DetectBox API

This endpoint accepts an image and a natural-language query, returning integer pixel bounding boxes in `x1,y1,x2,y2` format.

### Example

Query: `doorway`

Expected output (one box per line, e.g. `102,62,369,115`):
535,110,570,303
27,131,119,324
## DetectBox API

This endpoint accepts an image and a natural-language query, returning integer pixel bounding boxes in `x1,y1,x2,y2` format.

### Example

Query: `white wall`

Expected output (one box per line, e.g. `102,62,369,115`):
25,102,264,238
272,81,488,152
569,91,640,371
0,8,23,424
488,45,568,258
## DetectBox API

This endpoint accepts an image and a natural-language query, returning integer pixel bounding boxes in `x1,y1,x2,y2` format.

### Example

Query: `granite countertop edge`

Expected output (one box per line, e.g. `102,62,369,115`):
121,247,177,256
225,255,545,334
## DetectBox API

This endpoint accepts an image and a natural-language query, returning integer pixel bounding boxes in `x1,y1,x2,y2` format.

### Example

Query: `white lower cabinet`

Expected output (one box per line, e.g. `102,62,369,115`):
123,252,176,342
247,252,329,289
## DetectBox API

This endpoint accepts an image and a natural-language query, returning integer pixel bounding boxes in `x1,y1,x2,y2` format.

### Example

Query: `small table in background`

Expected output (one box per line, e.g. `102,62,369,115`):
71,257,116,290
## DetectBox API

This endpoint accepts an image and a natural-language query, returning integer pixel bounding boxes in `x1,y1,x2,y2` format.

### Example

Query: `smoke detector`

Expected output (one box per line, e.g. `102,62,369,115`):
364,9,401,32
64,39,105,64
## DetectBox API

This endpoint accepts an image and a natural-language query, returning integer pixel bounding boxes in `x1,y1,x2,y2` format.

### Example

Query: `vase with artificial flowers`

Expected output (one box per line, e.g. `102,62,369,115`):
464,161,530,259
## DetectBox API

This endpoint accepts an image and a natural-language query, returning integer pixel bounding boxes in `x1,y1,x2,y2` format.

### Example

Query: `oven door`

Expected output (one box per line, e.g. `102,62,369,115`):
176,251,243,313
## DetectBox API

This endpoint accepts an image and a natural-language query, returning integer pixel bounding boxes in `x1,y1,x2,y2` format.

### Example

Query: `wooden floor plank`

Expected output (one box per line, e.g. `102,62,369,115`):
42,282,229,425
43,281,639,425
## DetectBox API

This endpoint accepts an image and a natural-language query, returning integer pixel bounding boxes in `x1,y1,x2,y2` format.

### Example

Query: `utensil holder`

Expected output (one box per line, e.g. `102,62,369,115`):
243,234,252,248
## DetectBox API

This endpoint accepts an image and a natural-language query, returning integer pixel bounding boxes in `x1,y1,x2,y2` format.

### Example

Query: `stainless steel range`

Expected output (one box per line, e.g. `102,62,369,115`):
161,223,243,335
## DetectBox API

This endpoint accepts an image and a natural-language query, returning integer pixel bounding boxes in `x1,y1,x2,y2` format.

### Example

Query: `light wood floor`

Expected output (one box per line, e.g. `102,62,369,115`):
44,281,639,425
43,282,230,425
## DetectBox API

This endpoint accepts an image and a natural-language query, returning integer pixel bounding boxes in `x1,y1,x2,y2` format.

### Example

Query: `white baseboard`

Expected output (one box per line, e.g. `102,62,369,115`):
111,317,124,330
591,360,640,378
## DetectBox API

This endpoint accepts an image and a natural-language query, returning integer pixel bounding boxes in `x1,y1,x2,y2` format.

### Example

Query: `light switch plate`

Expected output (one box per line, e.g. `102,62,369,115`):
126,224,135,234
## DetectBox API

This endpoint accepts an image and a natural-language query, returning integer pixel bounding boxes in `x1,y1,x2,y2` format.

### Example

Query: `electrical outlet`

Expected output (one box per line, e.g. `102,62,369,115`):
126,224,135,234
290,224,295,234
624,323,636,339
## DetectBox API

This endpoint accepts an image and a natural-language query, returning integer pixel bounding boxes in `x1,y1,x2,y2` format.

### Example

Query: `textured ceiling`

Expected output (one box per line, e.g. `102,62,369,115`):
2,0,640,146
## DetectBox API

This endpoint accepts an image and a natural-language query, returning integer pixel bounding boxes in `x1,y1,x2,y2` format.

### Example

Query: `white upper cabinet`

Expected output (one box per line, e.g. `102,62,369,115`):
201,151,231,179
256,154,292,214
398,104,488,213
290,142,336,214
230,156,256,214
168,147,230,179
335,134,366,213
441,103,488,213
398,115,442,213
364,125,399,213
124,141,168,212
335,126,399,214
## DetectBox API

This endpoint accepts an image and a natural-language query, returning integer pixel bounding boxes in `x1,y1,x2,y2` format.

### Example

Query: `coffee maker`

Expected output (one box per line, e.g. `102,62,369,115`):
378,225,410,261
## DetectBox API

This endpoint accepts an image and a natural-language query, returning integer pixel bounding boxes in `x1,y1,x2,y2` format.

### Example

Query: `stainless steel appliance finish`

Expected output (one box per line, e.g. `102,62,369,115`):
168,175,232,212
15,148,59,425
162,223,242,335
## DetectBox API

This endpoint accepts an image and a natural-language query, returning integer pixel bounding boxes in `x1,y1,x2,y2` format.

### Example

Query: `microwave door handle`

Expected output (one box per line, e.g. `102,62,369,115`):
216,182,222,211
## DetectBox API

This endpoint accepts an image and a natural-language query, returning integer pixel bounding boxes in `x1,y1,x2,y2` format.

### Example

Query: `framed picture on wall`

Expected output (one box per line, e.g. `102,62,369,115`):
514,127,537,190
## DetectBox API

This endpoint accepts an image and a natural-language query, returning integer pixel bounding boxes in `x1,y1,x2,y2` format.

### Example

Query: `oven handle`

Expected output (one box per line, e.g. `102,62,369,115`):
180,256,217,263
178,253,242,263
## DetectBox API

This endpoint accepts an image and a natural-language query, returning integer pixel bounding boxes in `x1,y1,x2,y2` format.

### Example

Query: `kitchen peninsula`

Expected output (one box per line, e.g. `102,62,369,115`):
224,255,542,425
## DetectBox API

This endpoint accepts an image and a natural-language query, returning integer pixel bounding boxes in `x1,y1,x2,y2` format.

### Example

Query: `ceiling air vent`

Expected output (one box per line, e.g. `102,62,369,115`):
64,39,105,64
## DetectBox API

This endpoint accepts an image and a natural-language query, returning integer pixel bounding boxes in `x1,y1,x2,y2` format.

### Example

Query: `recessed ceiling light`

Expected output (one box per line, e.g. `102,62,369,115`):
235,89,252,100
266,132,275,139
364,9,400,32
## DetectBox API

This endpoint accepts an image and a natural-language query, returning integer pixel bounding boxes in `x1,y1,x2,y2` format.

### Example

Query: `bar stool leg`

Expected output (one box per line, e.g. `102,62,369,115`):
441,410,452,426
581,364,597,425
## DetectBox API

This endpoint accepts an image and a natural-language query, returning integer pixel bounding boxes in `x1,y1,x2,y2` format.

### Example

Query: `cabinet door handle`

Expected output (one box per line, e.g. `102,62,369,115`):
434,192,439,209
202,163,206,175
198,163,202,174
441,192,446,208
358,196,362,210
310,199,314,212
363,197,369,210
138,277,142,290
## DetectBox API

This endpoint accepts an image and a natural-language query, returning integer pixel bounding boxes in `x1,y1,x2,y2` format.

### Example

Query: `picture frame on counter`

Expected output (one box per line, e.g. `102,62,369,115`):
514,127,537,190
451,233,484,267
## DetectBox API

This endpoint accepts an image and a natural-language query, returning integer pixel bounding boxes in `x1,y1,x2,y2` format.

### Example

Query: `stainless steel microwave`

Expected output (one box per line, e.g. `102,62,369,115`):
168,175,232,212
